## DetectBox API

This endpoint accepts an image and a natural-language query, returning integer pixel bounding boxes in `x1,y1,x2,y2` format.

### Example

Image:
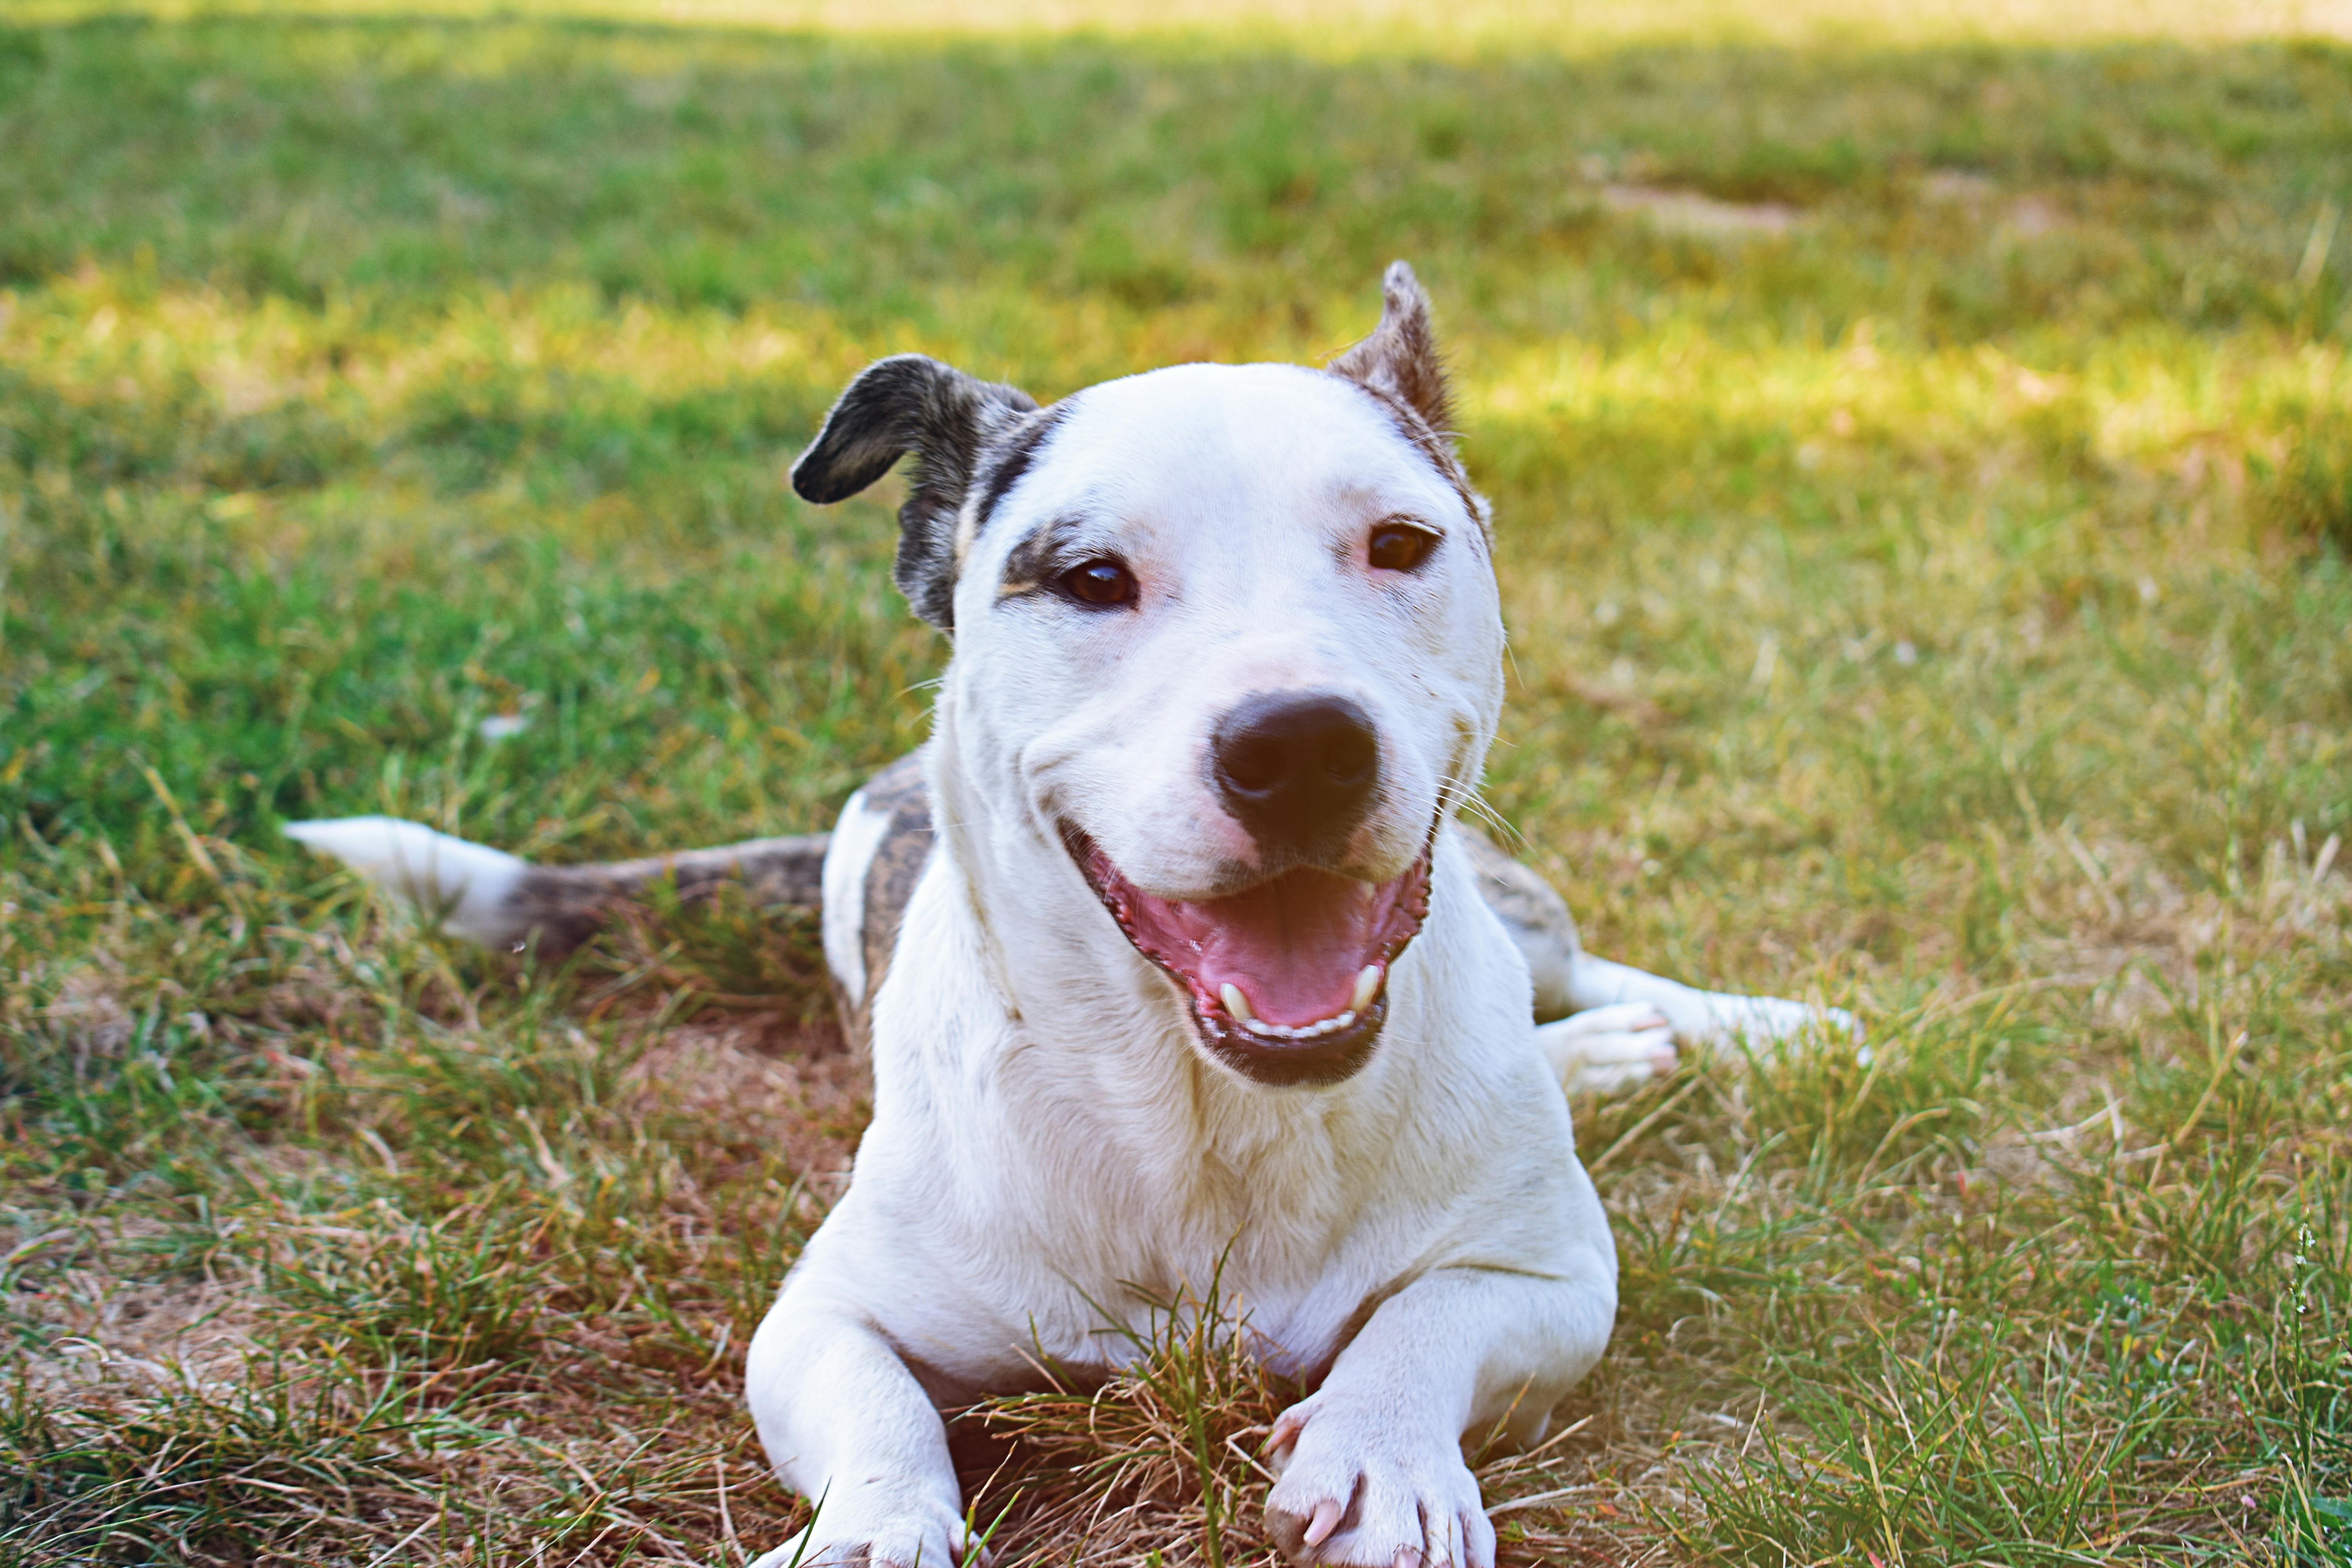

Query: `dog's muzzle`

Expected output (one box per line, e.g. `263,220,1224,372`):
1062,825,1434,1087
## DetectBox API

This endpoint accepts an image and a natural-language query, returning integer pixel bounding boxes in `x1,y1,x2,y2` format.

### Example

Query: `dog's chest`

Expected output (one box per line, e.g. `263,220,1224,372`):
974,1077,1419,1374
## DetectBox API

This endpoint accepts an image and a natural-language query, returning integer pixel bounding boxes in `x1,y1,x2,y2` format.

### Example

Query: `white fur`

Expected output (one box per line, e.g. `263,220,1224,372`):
1539,1002,1678,1096
818,788,892,1002
1565,952,1858,1054
748,363,1609,1568
282,817,527,945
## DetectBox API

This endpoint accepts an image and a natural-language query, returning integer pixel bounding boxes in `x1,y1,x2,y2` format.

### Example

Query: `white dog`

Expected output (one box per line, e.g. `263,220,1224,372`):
290,265,1850,1568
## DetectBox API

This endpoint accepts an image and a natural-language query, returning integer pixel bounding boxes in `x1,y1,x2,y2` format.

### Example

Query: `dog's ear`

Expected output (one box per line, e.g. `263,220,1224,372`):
1329,261,1452,438
792,354,1039,632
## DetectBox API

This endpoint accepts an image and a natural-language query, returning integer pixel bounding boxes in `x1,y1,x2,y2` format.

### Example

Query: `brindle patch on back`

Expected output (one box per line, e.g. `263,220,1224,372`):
1454,825,1583,1021
829,749,936,1053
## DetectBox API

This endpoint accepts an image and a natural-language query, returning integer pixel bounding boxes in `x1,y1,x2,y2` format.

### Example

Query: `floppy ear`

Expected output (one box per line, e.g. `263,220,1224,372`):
1329,260,1453,438
791,354,1039,632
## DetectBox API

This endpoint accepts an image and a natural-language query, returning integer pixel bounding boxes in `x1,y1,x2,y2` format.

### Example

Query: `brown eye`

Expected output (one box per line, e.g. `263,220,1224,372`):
1060,557,1138,607
1367,521,1438,572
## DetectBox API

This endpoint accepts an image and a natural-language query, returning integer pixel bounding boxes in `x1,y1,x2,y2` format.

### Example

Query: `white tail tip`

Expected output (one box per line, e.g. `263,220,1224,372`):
285,816,530,945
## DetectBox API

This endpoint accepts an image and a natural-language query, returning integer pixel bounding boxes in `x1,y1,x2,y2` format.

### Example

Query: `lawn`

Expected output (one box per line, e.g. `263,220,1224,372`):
1,1,2348,1563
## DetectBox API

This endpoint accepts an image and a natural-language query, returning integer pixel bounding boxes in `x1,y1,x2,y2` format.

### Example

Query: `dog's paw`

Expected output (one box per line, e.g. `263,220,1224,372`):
1712,995,1865,1058
748,1489,972,1568
1263,1396,1495,1568
1537,1003,1676,1098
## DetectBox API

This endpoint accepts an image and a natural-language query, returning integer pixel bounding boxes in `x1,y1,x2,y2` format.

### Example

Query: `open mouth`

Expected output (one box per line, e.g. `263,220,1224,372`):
1062,826,1433,1087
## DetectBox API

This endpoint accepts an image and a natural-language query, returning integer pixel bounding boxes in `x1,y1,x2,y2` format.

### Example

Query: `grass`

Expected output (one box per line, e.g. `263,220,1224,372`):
2,0,2348,1562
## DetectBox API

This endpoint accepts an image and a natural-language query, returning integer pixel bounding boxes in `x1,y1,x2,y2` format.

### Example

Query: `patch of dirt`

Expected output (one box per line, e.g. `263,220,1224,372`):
1601,184,1802,236
628,1019,871,1200
4,1216,265,1399
1922,169,2000,204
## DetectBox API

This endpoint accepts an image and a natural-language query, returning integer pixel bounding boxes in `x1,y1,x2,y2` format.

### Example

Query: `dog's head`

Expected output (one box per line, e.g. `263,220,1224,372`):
793,264,1504,1087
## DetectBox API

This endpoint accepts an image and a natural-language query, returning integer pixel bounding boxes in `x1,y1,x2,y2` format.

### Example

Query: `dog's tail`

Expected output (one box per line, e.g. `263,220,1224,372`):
283,817,828,956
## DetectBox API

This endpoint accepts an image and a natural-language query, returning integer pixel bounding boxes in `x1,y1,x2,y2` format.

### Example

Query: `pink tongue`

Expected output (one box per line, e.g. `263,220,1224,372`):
1169,869,1376,1027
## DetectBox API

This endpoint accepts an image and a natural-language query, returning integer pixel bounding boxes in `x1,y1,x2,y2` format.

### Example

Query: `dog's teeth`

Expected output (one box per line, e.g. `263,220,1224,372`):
1351,964,1383,1013
1239,1007,1359,1042
1220,984,1256,1023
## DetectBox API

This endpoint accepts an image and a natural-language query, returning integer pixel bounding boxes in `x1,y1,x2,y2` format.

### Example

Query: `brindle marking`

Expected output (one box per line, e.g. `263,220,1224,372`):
504,833,830,956
480,751,923,1050
1453,824,1583,1022
837,750,934,1051
789,356,1040,633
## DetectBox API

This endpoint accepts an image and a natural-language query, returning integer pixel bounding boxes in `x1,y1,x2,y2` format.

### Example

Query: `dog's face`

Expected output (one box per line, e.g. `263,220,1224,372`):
794,265,1503,1087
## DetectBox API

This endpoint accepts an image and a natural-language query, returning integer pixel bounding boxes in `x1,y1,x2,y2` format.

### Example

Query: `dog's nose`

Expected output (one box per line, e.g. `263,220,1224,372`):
1211,692,1381,855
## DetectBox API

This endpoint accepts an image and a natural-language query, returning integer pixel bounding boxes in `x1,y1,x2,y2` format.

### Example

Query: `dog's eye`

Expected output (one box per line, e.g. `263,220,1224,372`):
1059,558,1138,608
1367,521,1439,573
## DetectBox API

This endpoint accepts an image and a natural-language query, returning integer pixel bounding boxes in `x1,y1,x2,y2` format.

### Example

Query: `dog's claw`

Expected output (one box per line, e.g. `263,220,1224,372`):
1265,1392,1495,1568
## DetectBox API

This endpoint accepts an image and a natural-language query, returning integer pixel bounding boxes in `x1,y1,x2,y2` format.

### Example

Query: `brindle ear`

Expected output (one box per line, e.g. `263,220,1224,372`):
791,354,1038,632
1329,261,1453,438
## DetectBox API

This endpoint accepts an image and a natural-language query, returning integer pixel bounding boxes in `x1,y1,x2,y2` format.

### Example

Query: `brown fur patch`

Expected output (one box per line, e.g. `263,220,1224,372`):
833,749,936,1054
1456,824,1584,1020
508,835,831,958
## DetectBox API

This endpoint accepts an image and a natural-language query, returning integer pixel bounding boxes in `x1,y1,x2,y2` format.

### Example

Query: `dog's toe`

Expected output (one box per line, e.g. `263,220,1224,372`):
1564,1051,1674,1096
1537,1010,1677,1097
750,1499,971,1568
1265,1397,1494,1568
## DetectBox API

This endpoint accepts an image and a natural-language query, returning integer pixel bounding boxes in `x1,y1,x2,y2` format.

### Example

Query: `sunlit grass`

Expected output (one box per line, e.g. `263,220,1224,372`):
11,0,2352,50
2,2,2348,1563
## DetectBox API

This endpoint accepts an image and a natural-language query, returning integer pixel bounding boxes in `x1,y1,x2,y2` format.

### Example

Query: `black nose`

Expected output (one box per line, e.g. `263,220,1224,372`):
1211,692,1381,856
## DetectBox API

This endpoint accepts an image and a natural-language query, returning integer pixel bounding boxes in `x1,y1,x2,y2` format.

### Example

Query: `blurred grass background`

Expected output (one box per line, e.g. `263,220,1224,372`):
1,2,2348,1564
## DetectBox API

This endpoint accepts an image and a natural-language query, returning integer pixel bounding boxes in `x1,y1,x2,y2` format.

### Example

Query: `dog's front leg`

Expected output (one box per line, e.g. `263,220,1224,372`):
743,1289,969,1568
1263,1266,1612,1568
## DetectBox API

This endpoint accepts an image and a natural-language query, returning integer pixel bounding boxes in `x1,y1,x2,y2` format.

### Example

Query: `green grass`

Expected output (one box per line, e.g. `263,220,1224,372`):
2,3,2349,1563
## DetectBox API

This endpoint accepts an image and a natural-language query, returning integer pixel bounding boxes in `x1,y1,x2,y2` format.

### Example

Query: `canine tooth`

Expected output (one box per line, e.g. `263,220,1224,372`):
1351,964,1383,1013
1220,984,1255,1022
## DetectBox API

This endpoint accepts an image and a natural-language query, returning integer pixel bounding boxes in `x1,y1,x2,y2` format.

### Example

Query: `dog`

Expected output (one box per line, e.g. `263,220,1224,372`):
289,264,1851,1567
